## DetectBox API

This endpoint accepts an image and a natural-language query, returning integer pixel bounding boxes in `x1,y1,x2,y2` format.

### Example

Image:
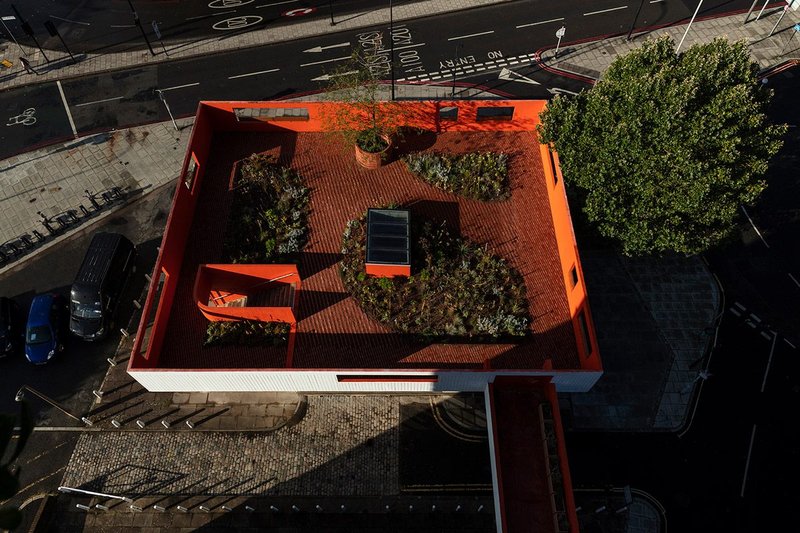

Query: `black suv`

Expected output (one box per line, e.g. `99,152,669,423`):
0,296,22,357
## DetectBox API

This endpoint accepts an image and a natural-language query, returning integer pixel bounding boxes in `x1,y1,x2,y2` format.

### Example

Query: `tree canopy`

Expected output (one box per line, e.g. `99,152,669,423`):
538,36,785,256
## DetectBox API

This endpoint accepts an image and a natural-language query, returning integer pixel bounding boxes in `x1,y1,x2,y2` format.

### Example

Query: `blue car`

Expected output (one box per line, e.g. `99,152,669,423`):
25,294,66,364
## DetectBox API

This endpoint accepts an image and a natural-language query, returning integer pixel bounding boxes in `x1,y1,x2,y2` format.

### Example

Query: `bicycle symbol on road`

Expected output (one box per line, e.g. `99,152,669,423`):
6,108,37,127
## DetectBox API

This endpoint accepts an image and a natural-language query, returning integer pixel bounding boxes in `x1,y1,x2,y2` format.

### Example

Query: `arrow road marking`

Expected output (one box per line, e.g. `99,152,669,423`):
304,42,351,53
300,56,350,67
498,67,539,85
548,87,579,96
311,70,359,82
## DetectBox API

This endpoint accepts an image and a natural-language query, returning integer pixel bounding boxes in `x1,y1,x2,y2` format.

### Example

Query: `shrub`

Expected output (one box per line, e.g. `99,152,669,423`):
204,320,290,347
403,152,509,201
223,153,309,263
340,214,530,339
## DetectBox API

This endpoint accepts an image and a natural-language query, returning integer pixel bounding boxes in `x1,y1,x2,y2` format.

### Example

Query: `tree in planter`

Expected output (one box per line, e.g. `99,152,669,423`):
320,50,412,157
1,402,33,530
538,37,785,256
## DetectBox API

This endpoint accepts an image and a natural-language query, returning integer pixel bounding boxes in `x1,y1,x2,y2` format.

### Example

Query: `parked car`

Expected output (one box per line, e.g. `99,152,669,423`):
69,232,136,341
25,294,67,364
0,296,22,357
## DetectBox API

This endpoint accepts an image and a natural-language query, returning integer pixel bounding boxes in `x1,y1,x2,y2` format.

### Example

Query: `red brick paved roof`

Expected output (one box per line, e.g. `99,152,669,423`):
157,130,579,370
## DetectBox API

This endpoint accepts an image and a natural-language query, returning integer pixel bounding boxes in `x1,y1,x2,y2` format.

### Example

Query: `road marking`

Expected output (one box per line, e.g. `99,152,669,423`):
228,68,280,79
49,15,90,26
650,0,666,3
740,205,770,248
785,338,796,349
744,319,756,329
5,108,36,127
761,332,777,392
392,42,427,52
788,273,800,288
303,42,350,53
729,307,742,317
740,424,757,498
733,302,746,311
186,10,236,20
256,0,298,8
300,55,350,67
73,96,125,107
749,313,761,323
584,5,628,16
160,82,200,92
760,331,772,341
498,67,539,85
110,24,135,28
56,81,78,138
516,17,565,29
310,70,358,81
448,30,495,41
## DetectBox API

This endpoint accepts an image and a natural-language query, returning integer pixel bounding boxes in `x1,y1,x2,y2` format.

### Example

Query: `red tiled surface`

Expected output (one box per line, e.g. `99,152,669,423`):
158,130,579,370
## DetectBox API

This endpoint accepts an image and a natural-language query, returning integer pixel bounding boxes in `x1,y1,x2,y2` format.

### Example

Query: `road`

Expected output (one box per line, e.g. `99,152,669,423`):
1,0,756,159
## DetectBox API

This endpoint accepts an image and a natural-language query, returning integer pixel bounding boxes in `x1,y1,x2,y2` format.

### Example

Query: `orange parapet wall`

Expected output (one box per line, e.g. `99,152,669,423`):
365,263,411,278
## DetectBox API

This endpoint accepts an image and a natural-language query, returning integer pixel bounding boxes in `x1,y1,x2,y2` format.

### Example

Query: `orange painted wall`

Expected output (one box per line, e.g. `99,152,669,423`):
539,144,602,372
365,264,411,278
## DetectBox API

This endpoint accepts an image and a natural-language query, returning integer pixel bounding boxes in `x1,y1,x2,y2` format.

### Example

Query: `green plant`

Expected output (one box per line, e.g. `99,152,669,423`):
538,36,786,256
223,154,309,263
403,151,509,201
319,50,412,153
1,402,33,530
204,320,290,347
340,213,530,339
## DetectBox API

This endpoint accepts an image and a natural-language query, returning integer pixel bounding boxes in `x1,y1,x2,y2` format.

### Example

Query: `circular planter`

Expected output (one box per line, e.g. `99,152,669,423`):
354,136,392,170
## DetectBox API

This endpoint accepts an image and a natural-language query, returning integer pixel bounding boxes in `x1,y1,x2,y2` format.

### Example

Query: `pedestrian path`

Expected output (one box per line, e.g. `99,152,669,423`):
539,6,800,80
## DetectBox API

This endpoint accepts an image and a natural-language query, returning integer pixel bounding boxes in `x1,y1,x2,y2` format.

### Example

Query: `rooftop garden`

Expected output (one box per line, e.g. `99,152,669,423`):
340,211,530,340
403,151,510,201
205,153,309,348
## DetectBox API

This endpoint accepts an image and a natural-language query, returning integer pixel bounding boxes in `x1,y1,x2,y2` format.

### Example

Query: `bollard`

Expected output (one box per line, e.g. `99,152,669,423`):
455,505,462,512
130,505,143,512
385,504,390,512
92,390,104,400
161,419,171,429
177,505,188,513
111,419,122,428
595,505,607,513
270,505,280,512
135,420,146,429
120,328,130,338
185,420,195,429
431,505,436,512
292,505,300,512
408,505,413,512
340,505,346,512
132,300,141,309
199,505,211,512
315,505,323,512
221,505,232,512
477,504,484,512
95,504,109,511
153,505,166,512
76,504,91,511
616,505,629,514
107,357,117,366
245,505,256,512
81,417,94,427
80,205,90,217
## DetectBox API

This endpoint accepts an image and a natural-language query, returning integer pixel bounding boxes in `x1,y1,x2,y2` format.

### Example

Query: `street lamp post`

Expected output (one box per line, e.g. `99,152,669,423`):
11,4,49,62
126,0,156,56
626,0,646,41
676,0,704,54
155,89,179,131
328,0,335,26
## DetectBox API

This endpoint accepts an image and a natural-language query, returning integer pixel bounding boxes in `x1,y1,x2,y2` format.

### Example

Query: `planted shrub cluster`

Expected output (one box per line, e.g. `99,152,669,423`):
403,151,509,201
204,320,290,347
340,215,530,339
223,153,309,263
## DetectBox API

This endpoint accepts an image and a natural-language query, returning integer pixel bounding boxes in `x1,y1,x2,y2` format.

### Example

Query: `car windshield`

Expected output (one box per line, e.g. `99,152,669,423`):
71,300,102,319
26,325,51,345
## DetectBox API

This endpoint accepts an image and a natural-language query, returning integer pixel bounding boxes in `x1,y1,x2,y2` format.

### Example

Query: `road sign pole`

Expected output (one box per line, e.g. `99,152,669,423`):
155,89,179,131
769,5,789,37
152,20,168,56
780,24,800,55
676,0,704,54
743,0,759,23
626,0,646,41
44,21,75,63
755,0,770,22
554,25,566,59
329,0,335,25
12,4,49,62
389,0,395,101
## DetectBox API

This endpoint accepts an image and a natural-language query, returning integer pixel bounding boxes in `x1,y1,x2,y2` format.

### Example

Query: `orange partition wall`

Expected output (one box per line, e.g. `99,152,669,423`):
539,143,601,372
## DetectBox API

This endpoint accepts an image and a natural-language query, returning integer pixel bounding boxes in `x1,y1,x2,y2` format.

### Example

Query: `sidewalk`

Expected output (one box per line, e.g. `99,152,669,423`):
539,6,800,80
0,0,512,91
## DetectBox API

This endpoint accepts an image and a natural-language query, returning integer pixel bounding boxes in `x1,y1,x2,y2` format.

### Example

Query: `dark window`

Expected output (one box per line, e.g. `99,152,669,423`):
439,106,458,121
337,375,438,383
233,107,309,122
570,265,579,288
476,106,514,121
577,311,593,357
548,148,558,185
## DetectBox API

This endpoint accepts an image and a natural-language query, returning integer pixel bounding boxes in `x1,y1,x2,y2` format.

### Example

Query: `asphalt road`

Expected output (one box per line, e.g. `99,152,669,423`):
0,0,754,159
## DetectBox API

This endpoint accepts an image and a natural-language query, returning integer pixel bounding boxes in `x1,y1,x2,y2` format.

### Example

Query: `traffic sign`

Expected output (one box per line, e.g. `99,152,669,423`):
152,20,161,40
794,23,800,32
283,7,316,17
556,26,566,38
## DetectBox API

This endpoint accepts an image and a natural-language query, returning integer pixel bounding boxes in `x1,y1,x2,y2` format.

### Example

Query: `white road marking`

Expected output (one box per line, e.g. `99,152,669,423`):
160,82,200,92
584,5,628,16
788,273,800,288
311,70,358,81
729,307,742,317
740,424,757,498
255,0,298,8
516,17,565,28
392,42,427,52
733,302,746,311
110,24,135,28
749,313,761,323
303,42,350,53
300,55,350,67
448,30,495,41
740,205,770,248
50,15,90,26
186,10,236,20
73,96,125,107
761,333,777,392
228,68,280,79
498,67,539,85
760,331,772,340
785,338,796,349
650,0,666,3
430,75,442,80
56,81,78,138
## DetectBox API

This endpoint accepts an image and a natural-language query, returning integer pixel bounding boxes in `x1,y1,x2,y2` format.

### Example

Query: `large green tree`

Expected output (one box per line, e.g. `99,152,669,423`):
538,36,785,256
